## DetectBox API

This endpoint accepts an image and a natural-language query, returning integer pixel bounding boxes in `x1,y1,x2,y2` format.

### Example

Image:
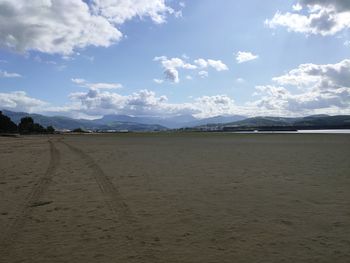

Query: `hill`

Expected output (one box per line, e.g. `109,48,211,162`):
2,110,167,132
195,115,350,131
94,114,246,129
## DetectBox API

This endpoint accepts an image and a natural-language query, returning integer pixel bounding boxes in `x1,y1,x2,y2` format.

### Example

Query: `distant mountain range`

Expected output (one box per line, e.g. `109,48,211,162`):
95,114,246,129
3,110,350,132
2,110,166,132
1,110,245,131
195,115,350,131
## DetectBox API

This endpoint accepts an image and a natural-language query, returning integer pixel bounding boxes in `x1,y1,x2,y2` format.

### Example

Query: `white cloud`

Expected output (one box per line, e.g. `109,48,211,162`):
91,0,174,24
154,56,228,83
293,3,303,11
71,78,85,85
72,78,122,89
236,78,245,83
266,0,350,36
0,87,247,119
164,68,180,83
0,91,47,112
174,10,183,18
154,56,197,83
198,70,208,78
299,0,350,12
194,95,238,118
194,58,207,68
272,59,350,88
207,59,229,71
250,59,350,114
3,59,349,118
345,40,350,46
236,51,259,64
67,88,196,116
0,69,21,78
68,89,246,118
0,0,176,55
157,57,197,70
153,78,164,84
194,58,229,71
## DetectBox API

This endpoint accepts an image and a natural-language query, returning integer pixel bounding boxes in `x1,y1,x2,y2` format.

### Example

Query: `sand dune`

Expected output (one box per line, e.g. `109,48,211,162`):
1,133,350,262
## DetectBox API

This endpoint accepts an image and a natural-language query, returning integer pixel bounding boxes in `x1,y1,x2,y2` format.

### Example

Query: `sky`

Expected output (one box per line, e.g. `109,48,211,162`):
0,0,349,119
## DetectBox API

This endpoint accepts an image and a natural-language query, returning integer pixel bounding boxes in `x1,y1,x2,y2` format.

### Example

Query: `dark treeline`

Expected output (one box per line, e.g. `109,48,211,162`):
0,111,55,134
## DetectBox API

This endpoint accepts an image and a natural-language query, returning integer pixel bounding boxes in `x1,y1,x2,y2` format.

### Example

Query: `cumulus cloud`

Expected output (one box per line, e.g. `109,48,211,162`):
235,51,259,64
72,78,122,89
0,91,47,112
153,78,164,84
250,59,350,114
67,88,196,116
299,0,350,11
0,69,21,78
0,0,177,55
154,56,197,83
272,59,350,88
163,68,180,83
0,86,247,118
154,56,228,83
91,0,174,24
194,58,229,71
198,70,208,78
194,95,238,118
293,3,303,11
3,59,349,118
68,88,247,118
154,56,197,70
266,0,350,36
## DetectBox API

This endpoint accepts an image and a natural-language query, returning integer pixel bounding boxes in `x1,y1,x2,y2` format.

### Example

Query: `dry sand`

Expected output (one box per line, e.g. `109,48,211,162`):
0,133,350,262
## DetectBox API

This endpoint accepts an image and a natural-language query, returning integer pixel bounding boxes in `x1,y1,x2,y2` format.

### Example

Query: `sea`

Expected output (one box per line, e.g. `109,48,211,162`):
232,130,350,134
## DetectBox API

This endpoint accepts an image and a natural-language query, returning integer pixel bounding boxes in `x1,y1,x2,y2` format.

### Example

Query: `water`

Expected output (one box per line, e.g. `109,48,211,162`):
297,129,350,134
231,129,350,134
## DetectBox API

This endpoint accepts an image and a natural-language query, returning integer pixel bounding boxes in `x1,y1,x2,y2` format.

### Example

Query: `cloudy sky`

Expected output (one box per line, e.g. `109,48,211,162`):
0,0,349,119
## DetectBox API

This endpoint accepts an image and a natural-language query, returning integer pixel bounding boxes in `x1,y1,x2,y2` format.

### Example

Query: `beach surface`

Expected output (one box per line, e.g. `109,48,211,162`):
1,133,350,262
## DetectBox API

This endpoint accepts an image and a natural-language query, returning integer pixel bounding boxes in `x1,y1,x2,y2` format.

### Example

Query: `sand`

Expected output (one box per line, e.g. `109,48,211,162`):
0,133,350,262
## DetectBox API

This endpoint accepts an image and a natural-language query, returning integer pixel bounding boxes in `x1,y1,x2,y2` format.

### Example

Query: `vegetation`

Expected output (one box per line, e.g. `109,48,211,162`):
18,117,56,134
0,111,55,134
0,111,18,133
46,126,55,133
18,117,44,134
72,128,86,133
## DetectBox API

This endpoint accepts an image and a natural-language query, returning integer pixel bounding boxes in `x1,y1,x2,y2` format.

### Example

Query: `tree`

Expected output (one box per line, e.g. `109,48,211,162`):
33,123,45,133
46,126,55,134
0,111,18,133
72,128,85,133
17,116,56,134
18,117,35,134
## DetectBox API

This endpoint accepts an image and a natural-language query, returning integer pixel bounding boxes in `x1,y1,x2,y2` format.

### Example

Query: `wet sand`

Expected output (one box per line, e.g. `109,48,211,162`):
1,133,350,262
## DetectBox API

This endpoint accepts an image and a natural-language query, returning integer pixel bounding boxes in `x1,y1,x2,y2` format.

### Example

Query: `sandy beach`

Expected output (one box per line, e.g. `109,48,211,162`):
1,133,350,262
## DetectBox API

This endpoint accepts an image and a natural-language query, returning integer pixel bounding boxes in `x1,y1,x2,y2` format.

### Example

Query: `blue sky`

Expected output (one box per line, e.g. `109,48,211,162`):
0,0,349,118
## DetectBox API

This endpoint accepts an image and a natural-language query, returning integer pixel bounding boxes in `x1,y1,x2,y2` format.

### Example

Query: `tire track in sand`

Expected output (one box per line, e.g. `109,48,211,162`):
0,139,60,253
60,140,161,262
